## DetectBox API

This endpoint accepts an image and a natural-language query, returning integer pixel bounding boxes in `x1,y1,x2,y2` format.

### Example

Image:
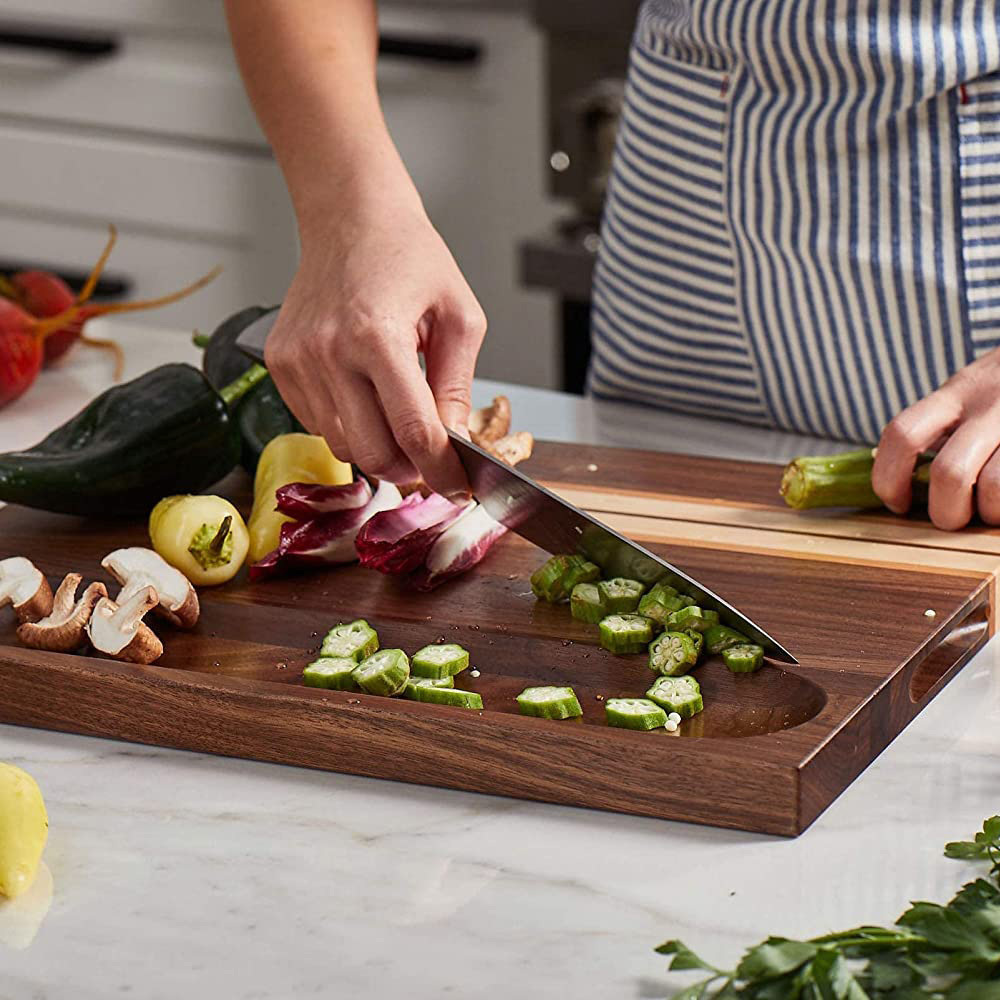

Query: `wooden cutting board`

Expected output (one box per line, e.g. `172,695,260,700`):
0,441,995,836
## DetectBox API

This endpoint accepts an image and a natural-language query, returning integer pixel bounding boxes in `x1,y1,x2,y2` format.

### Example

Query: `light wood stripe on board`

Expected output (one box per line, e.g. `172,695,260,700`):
545,484,1000,559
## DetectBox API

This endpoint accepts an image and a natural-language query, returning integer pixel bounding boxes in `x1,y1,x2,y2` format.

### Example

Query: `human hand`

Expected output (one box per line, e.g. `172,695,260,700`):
264,187,486,501
871,349,1000,529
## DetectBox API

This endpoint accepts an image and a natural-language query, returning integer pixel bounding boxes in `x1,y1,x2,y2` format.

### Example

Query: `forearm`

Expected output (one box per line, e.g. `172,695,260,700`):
223,0,418,245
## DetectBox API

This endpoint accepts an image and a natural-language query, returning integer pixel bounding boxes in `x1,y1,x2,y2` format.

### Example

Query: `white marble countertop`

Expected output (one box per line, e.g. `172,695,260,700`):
2,322,998,1000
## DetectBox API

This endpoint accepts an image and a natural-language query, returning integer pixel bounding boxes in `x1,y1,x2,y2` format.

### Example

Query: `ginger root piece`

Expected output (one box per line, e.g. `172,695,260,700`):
17,573,107,652
101,547,199,629
487,431,534,467
87,587,164,665
0,557,53,624
468,396,511,447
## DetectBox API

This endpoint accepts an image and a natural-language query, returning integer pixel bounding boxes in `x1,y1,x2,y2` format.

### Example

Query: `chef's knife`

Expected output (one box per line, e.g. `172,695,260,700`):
236,310,797,664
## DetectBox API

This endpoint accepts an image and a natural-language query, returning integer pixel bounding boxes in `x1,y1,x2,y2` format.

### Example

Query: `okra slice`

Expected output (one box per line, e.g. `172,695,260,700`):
321,619,380,661
605,698,668,731
530,555,571,602
516,685,583,720
666,606,719,633
646,675,704,719
405,676,455,691
684,628,704,661
303,656,359,691
637,592,684,625
411,643,470,679
704,624,749,655
598,578,646,613
723,644,764,674
353,648,410,696
599,614,655,654
571,582,607,624
562,556,600,592
647,582,678,603
648,631,699,676
403,683,483,709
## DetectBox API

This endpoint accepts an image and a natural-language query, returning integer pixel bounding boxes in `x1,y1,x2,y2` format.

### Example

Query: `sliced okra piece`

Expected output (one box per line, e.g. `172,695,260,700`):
530,555,572,602
411,643,470,679
723,644,764,674
562,557,600,592
571,582,606,624
516,685,583,720
684,628,704,661
403,683,483,709
646,675,704,719
605,698,668,731
637,592,681,625
648,631,699,676
598,578,646,614
666,606,719,633
647,582,678,603
704,624,749,655
321,619,380,661
303,656,359,691
352,648,410,696
599,614,655,655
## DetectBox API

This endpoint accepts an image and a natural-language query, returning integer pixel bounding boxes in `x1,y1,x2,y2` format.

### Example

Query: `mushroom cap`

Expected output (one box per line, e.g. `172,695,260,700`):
487,431,534,468
0,557,53,624
87,588,164,664
469,396,511,446
101,547,199,629
17,574,107,653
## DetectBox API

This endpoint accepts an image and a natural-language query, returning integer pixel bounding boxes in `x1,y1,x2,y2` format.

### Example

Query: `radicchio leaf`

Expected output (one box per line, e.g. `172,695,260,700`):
355,492,469,575
274,479,373,519
410,503,508,591
250,480,402,581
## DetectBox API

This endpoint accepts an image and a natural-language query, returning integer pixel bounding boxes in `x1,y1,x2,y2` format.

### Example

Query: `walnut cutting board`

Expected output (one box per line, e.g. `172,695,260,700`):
0,442,995,836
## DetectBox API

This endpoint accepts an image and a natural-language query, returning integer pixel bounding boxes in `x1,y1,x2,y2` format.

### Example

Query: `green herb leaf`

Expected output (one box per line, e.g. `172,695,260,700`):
736,938,818,980
657,940,723,974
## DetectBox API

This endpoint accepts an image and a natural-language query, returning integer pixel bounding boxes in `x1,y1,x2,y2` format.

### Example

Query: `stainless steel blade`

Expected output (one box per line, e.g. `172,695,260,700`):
449,431,797,664
234,309,278,363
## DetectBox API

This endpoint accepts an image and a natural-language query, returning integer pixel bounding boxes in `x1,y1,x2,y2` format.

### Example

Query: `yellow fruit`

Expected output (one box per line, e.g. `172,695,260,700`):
248,434,352,562
149,494,250,586
0,764,48,900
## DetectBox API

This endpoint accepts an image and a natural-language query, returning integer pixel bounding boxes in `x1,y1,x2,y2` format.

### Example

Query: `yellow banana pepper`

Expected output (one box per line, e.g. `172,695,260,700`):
248,433,352,562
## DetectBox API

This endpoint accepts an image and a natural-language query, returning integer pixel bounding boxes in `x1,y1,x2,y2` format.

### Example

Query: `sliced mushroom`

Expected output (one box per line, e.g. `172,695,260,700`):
87,587,164,665
101,547,199,629
468,396,511,447
487,431,534,467
17,573,107,652
0,557,54,624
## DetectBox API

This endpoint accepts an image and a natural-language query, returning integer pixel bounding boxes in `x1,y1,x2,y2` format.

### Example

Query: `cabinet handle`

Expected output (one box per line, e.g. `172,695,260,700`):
0,260,131,299
0,25,119,59
378,34,482,65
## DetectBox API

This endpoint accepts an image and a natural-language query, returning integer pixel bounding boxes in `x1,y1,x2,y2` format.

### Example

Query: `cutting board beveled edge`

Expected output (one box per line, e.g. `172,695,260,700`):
0,442,992,836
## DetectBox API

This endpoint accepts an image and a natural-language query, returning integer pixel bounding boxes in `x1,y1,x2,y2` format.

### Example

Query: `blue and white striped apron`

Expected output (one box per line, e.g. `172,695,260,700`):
589,0,1000,443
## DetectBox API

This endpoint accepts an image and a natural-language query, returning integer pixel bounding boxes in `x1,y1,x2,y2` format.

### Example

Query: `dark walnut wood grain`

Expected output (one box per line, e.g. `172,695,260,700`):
0,444,991,835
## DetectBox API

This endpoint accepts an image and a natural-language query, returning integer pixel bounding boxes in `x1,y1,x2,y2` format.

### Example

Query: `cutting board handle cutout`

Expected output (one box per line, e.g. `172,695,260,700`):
908,597,990,704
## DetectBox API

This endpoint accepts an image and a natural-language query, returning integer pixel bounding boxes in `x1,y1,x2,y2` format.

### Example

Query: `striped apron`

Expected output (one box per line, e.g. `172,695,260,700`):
589,0,1000,443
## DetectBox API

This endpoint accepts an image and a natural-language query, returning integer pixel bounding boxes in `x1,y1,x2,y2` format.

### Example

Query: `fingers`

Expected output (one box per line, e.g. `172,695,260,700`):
871,390,962,515
331,370,420,485
424,296,487,440
369,346,470,499
927,416,1000,530
977,446,1000,525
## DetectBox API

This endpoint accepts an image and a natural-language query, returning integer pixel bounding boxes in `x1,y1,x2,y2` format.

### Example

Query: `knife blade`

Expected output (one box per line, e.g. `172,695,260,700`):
236,307,797,664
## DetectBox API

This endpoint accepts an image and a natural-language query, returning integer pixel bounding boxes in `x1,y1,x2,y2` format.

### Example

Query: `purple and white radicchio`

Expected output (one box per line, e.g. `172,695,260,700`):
410,503,508,591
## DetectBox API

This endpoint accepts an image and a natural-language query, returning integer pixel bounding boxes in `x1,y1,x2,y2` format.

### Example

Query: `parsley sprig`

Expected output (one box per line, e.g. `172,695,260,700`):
659,815,1000,998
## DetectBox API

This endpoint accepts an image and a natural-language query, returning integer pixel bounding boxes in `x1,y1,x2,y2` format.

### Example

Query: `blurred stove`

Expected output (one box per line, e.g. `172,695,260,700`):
519,0,639,393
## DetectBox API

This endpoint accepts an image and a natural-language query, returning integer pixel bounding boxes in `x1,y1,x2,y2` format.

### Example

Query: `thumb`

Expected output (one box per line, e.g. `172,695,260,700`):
423,298,486,438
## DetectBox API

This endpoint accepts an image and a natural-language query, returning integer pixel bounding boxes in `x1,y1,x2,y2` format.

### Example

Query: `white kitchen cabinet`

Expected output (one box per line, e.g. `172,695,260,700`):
0,0,558,386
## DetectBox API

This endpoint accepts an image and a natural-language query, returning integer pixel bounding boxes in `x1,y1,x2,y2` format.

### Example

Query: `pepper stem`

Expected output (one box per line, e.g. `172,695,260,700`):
192,331,211,349
209,516,232,555
219,364,269,407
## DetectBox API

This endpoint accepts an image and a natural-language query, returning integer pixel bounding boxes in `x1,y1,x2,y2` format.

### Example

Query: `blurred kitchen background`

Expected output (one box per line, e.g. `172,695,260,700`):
0,0,639,392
